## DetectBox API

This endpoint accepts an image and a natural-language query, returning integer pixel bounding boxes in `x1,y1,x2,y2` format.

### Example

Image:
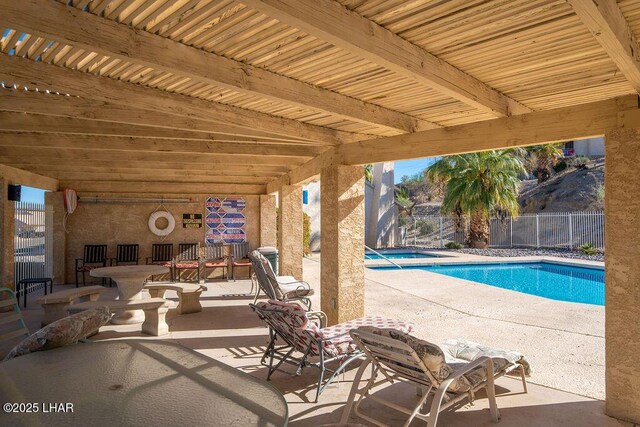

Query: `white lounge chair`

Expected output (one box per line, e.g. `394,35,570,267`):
249,250,314,309
340,327,529,427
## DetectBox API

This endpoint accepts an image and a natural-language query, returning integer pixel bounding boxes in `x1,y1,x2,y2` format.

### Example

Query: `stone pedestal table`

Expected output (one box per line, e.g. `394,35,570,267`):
90,265,169,324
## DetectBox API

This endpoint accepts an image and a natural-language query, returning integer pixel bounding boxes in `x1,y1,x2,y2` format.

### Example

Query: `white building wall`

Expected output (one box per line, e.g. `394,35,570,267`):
574,137,605,157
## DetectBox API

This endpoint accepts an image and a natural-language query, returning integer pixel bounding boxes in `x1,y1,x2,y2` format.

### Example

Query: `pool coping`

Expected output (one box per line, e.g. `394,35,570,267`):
365,252,605,270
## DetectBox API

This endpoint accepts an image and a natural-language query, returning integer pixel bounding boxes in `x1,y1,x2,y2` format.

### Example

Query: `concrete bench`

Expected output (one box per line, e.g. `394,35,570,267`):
37,286,107,326
67,298,170,336
143,283,208,315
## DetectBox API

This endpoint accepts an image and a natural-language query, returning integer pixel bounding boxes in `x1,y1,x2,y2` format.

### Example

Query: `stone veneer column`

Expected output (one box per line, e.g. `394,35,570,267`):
260,194,277,247
45,191,66,284
320,164,365,326
277,185,303,278
604,128,640,424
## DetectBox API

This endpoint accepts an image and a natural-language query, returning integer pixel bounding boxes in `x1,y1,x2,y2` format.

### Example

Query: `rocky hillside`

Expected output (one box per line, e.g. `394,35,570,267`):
402,157,605,215
518,158,604,213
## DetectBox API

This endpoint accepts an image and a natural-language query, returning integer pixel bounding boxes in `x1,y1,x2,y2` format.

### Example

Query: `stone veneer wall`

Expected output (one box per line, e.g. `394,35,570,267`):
60,193,260,284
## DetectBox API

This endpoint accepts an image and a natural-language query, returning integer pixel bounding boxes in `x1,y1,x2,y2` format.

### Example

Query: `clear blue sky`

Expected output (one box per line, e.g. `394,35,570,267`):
394,157,438,183
21,186,46,203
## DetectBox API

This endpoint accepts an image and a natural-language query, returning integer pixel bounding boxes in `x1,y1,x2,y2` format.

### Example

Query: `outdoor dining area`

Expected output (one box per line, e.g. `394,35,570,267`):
2,0,640,425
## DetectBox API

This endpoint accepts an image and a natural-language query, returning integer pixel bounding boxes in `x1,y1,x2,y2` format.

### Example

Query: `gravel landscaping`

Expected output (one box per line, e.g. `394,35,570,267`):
433,247,604,262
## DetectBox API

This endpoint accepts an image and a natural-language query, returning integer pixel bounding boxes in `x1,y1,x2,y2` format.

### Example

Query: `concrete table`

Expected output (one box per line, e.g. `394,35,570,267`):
90,265,169,324
0,340,288,426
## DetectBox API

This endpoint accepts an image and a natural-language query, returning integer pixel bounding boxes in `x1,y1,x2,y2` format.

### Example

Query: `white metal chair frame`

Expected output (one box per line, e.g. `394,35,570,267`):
250,303,364,402
340,329,506,427
249,251,313,309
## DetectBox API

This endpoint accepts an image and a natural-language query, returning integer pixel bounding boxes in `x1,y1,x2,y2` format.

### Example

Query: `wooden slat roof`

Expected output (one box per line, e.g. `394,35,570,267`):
0,0,639,193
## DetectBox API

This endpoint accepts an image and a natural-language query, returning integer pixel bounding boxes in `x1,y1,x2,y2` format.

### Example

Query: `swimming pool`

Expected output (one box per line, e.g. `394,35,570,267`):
371,262,605,305
365,251,440,260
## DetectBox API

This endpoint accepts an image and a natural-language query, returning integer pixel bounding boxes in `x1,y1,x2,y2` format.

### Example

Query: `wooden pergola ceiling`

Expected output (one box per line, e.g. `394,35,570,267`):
0,0,639,194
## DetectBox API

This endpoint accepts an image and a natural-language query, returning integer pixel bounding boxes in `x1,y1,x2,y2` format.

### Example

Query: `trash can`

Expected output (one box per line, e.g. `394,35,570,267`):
257,246,278,275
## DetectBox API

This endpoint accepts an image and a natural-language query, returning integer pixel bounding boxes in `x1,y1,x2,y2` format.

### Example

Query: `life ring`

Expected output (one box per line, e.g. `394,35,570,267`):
148,211,175,237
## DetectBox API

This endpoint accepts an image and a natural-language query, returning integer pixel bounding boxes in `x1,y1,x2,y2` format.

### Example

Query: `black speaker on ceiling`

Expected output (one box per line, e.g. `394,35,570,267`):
8,184,21,202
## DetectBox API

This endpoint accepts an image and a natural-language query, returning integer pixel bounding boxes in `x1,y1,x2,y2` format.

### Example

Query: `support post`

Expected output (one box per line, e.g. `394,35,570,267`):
260,194,277,247
277,185,303,278
0,178,15,288
320,164,365,325
604,128,640,424
45,191,66,284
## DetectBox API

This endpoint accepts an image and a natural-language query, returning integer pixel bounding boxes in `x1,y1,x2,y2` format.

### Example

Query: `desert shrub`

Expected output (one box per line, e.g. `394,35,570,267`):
580,243,597,255
573,156,589,169
553,160,568,173
596,185,605,202
303,213,311,255
416,220,436,235
445,241,463,249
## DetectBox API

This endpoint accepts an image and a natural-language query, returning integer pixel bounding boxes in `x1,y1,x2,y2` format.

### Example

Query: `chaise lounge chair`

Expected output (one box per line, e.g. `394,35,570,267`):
340,327,530,427
249,250,314,309
250,300,415,402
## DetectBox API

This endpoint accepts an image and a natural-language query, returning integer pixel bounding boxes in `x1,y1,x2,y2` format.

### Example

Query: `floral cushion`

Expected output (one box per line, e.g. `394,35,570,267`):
175,261,199,269
356,327,512,394
205,260,226,268
441,338,531,375
3,307,111,361
76,264,101,272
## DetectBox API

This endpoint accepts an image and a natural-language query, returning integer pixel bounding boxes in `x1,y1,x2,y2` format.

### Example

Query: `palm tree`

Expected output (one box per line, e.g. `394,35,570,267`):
426,150,525,248
364,164,373,183
527,143,564,183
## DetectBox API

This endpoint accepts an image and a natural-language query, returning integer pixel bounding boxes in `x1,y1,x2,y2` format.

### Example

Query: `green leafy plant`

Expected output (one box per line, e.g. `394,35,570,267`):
596,185,605,202
426,150,524,249
553,160,568,173
574,156,589,169
364,164,373,183
445,242,464,249
526,143,564,183
580,243,598,255
416,220,436,235
303,213,311,255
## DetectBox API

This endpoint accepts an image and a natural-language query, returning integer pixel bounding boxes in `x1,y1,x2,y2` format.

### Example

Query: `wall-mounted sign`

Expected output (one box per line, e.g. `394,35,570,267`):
182,213,203,229
205,197,246,244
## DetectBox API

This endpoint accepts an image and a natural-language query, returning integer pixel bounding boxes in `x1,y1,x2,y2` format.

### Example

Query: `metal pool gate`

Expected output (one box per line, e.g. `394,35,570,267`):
14,202,53,284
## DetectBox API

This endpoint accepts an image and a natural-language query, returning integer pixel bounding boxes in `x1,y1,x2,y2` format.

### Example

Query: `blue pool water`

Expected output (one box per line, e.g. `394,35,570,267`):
371,262,605,305
365,251,439,260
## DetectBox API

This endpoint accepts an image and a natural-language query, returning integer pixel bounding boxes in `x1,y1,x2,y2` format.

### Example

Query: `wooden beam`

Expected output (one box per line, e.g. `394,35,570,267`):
0,133,324,157
0,0,434,133
41,171,269,185
568,0,640,93
4,162,288,176
0,164,58,191
338,96,638,165
0,55,358,144
0,147,305,167
0,90,316,144
242,0,531,118
272,95,638,187
0,110,319,145
62,181,266,195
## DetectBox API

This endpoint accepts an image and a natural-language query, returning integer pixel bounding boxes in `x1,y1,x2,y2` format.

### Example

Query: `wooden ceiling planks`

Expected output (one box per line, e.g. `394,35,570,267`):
1,0,640,192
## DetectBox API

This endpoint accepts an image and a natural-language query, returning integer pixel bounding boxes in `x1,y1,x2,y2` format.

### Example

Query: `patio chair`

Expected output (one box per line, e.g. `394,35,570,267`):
250,299,414,402
75,244,108,287
249,250,313,309
146,243,174,282
340,327,529,427
202,244,227,281
110,244,139,266
0,288,30,349
175,243,200,282
230,242,251,281
110,244,139,286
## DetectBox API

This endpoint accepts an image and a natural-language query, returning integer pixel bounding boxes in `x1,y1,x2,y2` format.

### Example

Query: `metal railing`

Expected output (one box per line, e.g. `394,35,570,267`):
14,202,53,284
402,211,604,250
364,245,402,269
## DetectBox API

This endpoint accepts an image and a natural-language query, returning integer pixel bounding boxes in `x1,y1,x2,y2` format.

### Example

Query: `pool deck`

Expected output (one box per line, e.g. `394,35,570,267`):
2,253,617,426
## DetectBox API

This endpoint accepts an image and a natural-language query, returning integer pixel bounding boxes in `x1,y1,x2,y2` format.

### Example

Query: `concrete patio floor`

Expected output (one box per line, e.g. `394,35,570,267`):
2,256,625,426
